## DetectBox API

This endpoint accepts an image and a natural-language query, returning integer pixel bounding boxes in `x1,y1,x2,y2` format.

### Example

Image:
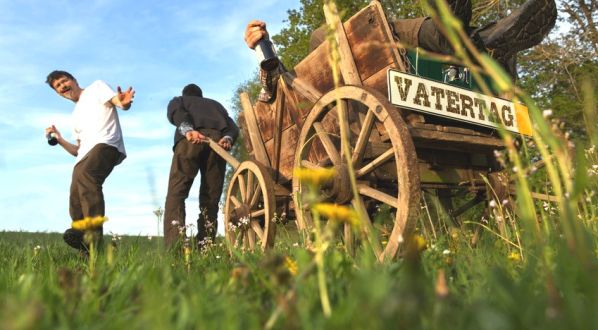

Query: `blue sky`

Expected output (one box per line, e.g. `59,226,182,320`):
0,0,299,236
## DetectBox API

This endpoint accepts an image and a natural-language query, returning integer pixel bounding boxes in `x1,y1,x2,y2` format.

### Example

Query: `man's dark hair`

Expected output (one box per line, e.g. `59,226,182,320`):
46,70,75,88
182,84,203,97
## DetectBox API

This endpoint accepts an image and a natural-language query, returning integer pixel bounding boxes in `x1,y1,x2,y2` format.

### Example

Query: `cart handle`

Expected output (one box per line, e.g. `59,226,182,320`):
203,138,240,170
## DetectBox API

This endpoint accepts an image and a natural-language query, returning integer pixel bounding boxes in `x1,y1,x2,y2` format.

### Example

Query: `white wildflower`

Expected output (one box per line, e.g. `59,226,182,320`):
542,109,553,118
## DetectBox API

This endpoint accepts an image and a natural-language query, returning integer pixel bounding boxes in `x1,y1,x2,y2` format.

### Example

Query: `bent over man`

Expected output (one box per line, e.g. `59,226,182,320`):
164,84,239,249
45,70,134,253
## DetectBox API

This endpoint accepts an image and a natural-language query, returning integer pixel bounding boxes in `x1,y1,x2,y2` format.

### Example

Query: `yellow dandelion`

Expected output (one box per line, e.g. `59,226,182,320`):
508,251,521,262
412,235,427,252
284,256,298,276
71,216,108,231
312,203,359,226
293,167,335,187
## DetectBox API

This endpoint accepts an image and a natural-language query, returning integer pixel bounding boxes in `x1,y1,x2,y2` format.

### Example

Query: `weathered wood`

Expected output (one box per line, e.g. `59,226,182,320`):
264,124,300,182
370,0,406,72
418,162,489,186
206,138,240,170
240,93,271,167
409,127,504,150
357,183,399,208
224,161,276,251
282,72,322,104
324,3,362,85
272,83,286,182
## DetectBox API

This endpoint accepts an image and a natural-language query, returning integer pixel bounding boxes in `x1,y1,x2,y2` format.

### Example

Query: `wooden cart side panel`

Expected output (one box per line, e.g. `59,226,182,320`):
345,5,399,85
253,101,275,143
264,125,300,182
292,2,401,115
237,112,254,156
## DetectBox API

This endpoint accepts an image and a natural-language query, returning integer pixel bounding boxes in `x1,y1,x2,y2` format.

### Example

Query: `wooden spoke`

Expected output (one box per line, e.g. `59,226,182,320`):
314,122,341,166
247,229,256,250
243,232,249,250
353,196,382,258
250,220,265,241
246,170,254,205
357,183,398,209
355,148,394,178
235,230,243,248
230,195,242,208
249,187,262,208
338,100,350,161
250,209,266,218
344,222,353,255
352,109,376,165
238,174,247,203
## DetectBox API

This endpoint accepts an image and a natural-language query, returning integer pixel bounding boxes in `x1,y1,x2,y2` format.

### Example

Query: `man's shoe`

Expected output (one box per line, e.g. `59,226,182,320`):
63,228,85,250
478,0,557,54
63,228,104,252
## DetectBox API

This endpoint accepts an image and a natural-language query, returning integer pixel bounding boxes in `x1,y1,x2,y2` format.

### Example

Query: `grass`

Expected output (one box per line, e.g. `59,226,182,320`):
1,207,596,330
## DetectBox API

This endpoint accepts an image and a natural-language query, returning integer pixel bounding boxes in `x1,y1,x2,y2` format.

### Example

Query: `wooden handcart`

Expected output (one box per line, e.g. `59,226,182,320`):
209,1,530,260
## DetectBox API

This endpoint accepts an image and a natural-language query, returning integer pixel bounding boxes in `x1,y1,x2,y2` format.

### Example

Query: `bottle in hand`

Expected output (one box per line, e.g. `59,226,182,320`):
47,132,58,146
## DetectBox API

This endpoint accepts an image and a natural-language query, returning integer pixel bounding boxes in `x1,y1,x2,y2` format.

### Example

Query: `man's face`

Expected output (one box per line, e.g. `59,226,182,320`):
51,76,82,102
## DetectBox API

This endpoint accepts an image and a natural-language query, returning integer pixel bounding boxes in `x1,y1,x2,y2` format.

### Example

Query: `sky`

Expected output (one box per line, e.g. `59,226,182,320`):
0,0,300,237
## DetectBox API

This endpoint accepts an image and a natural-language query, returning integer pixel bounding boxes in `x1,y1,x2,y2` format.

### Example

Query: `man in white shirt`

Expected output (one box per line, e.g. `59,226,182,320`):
45,70,134,253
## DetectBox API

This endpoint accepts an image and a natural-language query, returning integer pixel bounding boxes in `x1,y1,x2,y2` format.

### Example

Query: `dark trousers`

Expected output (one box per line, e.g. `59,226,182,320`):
163,133,226,248
68,143,121,243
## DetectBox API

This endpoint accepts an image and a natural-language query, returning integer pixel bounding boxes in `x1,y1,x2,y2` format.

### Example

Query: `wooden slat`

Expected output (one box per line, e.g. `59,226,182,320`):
272,83,286,182
240,93,271,167
370,0,406,72
409,127,504,150
206,139,240,170
324,2,362,85
282,72,322,103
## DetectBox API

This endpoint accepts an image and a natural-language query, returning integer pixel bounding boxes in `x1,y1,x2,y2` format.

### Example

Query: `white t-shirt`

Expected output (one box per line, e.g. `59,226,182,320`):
72,80,126,164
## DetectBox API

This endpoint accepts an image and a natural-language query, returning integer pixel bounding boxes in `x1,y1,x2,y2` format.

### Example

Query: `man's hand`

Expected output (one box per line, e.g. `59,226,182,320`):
244,20,269,49
185,130,206,144
114,86,135,110
45,124,63,142
218,136,233,151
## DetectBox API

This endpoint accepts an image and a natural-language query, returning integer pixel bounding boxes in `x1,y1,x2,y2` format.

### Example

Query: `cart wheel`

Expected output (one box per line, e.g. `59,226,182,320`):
292,85,420,261
224,161,276,251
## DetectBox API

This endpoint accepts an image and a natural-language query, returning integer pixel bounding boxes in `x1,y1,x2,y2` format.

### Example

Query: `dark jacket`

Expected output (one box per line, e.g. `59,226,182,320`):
167,95,239,146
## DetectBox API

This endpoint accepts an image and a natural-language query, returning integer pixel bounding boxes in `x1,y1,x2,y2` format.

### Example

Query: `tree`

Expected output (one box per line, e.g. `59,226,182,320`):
517,0,598,138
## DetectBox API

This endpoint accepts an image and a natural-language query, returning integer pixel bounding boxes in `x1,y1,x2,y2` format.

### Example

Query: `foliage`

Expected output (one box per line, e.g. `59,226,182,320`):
517,0,597,140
